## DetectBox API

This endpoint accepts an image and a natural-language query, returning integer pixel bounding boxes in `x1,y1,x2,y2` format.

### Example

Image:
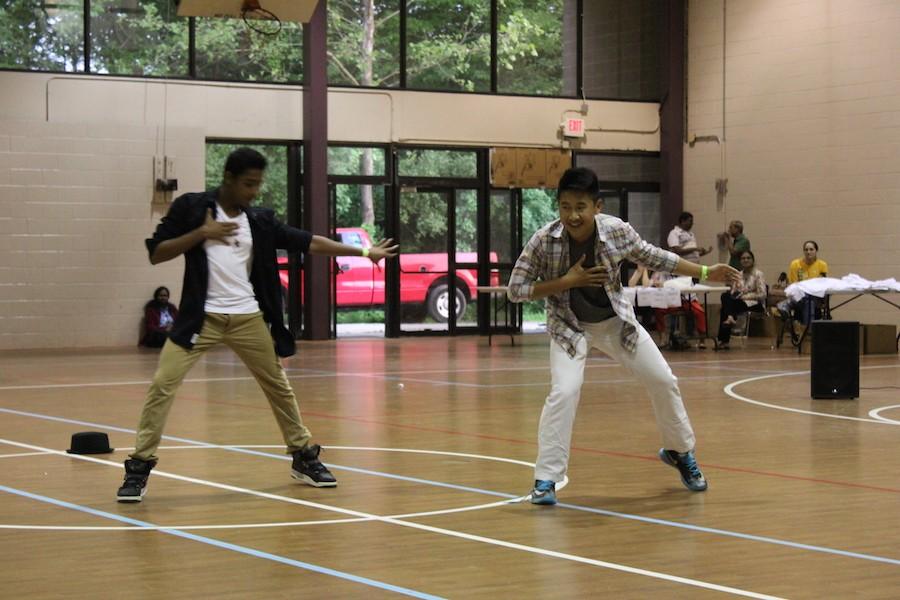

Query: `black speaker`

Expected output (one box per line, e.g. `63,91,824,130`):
810,321,859,399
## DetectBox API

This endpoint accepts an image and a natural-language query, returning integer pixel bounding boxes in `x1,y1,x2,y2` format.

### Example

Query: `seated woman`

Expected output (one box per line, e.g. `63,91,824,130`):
777,240,828,326
630,264,707,349
717,250,767,349
139,286,178,348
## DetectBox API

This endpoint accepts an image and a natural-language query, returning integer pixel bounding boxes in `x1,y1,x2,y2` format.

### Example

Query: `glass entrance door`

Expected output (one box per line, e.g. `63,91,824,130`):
397,187,467,334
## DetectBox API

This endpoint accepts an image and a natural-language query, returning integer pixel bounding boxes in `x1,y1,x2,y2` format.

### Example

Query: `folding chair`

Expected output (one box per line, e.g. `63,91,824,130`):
732,285,769,347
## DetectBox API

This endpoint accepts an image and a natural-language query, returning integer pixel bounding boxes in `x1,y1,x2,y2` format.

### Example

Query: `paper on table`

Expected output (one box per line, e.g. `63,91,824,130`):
629,286,681,308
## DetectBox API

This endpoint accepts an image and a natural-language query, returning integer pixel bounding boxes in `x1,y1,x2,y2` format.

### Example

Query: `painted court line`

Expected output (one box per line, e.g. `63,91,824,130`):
4,405,900,551
0,450,53,459
0,355,814,392
0,438,783,599
1,444,542,531
0,484,443,600
724,365,900,426
11,440,899,567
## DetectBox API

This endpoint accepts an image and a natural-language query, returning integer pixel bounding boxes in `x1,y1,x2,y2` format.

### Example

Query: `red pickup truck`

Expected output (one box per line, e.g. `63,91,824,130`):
278,228,500,322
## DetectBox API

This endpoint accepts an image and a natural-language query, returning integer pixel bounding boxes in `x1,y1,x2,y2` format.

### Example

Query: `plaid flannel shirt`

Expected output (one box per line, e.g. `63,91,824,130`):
507,214,680,357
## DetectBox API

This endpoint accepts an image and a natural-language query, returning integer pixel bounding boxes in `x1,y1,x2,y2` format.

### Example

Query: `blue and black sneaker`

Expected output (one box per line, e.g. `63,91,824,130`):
659,449,708,491
530,479,557,505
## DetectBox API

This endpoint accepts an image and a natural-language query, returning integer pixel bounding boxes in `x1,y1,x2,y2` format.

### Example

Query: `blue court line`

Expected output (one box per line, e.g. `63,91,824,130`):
0,484,443,600
310,463,900,569
217,445,519,499
3,407,899,567
550,500,900,567
0,407,216,447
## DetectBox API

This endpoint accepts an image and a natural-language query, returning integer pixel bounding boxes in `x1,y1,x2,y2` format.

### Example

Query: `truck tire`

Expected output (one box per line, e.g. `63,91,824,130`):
426,283,467,323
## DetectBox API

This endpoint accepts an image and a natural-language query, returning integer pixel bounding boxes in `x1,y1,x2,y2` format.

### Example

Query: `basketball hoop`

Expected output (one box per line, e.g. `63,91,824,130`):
176,1,319,25
241,0,282,36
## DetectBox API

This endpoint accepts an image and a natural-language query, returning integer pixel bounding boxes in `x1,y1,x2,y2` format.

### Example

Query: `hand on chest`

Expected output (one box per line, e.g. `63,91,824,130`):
206,210,253,250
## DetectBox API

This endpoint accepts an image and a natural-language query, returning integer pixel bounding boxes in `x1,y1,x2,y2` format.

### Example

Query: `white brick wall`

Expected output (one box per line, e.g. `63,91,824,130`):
0,71,662,350
686,0,900,328
0,119,202,349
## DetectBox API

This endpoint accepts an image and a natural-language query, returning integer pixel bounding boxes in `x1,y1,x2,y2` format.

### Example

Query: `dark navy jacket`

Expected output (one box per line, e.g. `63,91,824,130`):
146,189,311,357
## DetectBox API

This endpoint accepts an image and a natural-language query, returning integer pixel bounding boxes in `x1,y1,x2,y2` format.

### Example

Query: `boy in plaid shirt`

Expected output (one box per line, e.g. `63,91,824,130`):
507,168,738,504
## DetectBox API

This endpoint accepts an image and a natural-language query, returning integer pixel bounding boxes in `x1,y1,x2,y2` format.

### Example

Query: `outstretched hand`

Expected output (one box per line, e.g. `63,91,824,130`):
699,245,714,256
564,255,609,288
706,263,741,285
367,238,399,263
201,208,238,243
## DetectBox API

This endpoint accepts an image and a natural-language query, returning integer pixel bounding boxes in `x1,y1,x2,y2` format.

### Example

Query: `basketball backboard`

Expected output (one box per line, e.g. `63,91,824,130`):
175,0,320,23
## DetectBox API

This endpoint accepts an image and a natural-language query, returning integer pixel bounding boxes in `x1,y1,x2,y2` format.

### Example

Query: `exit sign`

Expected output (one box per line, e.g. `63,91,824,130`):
563,117,586,138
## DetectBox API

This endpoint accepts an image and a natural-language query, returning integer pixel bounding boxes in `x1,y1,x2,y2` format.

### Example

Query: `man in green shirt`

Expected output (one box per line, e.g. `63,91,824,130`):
720,220,750,270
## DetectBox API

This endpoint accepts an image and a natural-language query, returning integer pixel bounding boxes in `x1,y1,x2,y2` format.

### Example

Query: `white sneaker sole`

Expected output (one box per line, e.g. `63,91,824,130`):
116,488,146,503
291,470,337,488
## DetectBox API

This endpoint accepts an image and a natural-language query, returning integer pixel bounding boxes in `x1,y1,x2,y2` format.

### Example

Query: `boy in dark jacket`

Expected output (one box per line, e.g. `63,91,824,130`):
117,147,398,502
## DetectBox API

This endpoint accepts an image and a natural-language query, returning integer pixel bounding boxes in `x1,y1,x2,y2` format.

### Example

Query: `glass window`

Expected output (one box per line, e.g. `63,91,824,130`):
626,191,661,246
582,0,661,101
327,0,399,87
335,183,386,241
0,1,84,71
328,146,386,176
576,153,660,183
195,17,302,82
598,191,622,220
455,189,477,255
333,183,388,336
489,191,514,264
205,142,289,221
521,188,557,332
406,0,489,92
497,0,564,96
89,0,188,76
398,149,477,178
522,187,557,241
340,231,364,247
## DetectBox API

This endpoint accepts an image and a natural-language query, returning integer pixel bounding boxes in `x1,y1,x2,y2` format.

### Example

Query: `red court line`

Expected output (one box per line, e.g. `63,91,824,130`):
310,407,900,495
187,396,900,495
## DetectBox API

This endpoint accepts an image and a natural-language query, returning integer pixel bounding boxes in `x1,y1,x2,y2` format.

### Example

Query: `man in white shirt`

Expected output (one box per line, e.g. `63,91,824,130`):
117,148,398,502
667,211,711,264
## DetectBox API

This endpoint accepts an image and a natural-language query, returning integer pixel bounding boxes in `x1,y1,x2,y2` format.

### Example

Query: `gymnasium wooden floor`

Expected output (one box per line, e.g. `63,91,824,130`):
1,335,898,599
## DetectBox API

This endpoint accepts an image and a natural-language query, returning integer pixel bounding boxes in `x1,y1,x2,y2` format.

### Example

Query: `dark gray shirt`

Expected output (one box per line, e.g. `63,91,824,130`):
568,232,615,323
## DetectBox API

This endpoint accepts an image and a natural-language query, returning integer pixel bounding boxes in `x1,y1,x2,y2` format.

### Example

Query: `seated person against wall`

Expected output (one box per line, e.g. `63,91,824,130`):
777,240,828,326
768,271,789,313
630,264,707,349
139,286,178,348
717,251,767,349
771,271,788,292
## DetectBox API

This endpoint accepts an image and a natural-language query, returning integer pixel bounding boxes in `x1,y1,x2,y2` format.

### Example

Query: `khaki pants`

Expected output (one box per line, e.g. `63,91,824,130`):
131,312,312,462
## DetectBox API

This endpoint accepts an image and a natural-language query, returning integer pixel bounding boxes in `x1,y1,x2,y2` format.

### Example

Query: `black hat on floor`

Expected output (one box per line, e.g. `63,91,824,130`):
66,431,114,454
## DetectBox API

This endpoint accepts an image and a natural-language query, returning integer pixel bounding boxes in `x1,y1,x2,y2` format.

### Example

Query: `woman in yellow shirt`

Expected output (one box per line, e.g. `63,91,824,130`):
788,240,828,283
785,240,828,325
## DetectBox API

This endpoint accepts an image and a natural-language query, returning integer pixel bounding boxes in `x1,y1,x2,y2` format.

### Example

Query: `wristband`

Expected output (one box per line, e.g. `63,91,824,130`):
700,265,709,281
361,247,370,258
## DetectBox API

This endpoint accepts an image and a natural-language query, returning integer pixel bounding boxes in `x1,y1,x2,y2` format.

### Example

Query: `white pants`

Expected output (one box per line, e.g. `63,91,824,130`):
535,317,696,482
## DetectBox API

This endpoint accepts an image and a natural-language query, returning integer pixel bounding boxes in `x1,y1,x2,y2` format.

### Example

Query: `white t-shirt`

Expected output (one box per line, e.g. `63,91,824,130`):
667,225,699,263
204,205,260,314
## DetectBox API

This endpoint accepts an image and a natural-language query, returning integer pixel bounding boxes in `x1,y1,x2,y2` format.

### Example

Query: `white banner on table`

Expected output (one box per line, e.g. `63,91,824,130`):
627,286,681,308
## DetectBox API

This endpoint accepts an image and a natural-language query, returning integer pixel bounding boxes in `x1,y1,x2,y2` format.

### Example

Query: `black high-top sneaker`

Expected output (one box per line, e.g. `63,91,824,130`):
291,444,337,487
116,458,157,502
